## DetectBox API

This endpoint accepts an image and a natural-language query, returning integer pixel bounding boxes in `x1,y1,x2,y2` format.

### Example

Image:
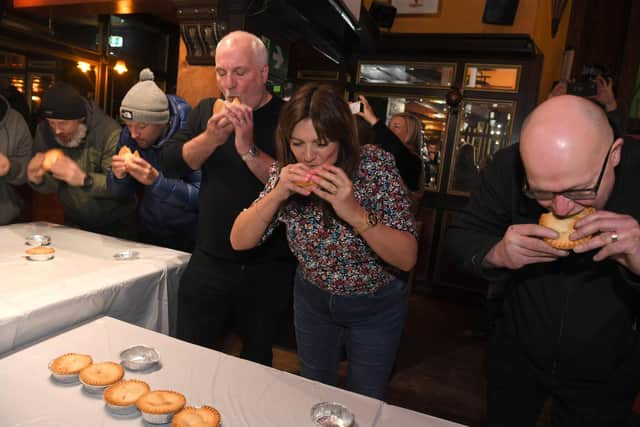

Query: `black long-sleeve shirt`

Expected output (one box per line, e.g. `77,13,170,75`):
446,140,640,382
371,121,422,191
160,96,293,265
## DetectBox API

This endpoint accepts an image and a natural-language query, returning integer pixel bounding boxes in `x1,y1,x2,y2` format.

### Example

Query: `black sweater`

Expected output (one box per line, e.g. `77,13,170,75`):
446,140,640,382
160,96,293,264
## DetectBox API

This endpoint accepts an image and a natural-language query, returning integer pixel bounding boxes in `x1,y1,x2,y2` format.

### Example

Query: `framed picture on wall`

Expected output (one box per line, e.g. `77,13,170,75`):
391,0,439,15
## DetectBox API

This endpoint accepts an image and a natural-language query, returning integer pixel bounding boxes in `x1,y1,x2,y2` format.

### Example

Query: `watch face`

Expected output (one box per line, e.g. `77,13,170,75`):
367,212,378,226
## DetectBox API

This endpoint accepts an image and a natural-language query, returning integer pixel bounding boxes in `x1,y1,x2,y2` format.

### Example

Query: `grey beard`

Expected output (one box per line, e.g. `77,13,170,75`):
55,123,88,148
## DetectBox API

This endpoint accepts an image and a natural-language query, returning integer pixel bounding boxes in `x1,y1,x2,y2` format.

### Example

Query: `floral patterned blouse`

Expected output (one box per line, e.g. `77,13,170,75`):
257,145,417,295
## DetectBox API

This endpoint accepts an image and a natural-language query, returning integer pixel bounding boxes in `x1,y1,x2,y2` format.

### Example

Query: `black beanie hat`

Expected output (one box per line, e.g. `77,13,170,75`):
40,83,85,120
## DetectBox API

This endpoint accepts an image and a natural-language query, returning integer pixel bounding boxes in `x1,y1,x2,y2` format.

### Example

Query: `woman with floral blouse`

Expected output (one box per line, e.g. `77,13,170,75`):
230,82,417,399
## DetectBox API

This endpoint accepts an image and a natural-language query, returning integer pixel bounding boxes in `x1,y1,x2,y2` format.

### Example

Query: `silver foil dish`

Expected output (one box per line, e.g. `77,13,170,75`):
311,402,355,427
119,345,160,371
25,234,51,246
113,250,139,261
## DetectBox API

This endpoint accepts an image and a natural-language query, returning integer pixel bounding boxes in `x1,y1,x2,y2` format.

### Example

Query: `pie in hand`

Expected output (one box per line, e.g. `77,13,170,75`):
172,406,221,427
50,353,92,375
212,96,240,115
539,207,596,249
103,379,150,408
137,390,186,424
42,148,64,171
118,145,140,163
79,361,124,388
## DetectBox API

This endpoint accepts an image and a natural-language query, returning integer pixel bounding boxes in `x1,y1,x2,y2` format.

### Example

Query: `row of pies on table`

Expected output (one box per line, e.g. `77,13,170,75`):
48,352,220,426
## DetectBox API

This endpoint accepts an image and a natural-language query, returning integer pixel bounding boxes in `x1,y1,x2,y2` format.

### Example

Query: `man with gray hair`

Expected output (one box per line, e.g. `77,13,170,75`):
160,31,295,366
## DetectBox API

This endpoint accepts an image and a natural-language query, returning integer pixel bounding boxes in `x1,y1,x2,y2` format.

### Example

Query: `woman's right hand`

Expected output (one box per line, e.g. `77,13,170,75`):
273,163,316,201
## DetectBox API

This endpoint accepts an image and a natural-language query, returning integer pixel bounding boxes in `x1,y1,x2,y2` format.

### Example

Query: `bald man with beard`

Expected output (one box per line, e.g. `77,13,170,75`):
446,95,640,426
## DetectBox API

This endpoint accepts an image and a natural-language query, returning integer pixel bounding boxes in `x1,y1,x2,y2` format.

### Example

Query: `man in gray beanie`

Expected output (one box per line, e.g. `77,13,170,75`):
108,68,199,252
27,82,135,237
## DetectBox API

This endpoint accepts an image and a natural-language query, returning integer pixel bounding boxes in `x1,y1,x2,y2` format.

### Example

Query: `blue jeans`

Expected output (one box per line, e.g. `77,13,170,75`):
293,270,407,400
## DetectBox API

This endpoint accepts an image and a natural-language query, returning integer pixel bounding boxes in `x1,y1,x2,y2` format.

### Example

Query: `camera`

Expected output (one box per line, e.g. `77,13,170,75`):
567,65,607,97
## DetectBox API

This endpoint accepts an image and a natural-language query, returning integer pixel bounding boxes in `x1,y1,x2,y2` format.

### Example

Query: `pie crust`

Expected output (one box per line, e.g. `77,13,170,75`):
49,353,92,375
212,96,240,115
26,246,55,255
172,406,221,427
79,361,124,386
136,390,186,415
539,207,596,249
103,379,150,407
42,148,64,171
118,145,140,163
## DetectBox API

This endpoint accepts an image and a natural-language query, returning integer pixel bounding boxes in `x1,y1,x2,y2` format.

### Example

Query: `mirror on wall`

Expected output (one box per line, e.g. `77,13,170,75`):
357,61,455,88
356,93,449,191
448,99,516,194
463,64,521,92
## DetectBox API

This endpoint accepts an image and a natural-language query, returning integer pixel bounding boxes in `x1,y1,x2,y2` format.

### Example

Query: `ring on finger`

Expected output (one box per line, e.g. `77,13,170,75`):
610,233,619,243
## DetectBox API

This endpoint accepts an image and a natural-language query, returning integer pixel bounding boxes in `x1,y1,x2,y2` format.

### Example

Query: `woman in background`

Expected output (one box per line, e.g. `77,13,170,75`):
230,83,417,399
357,96,425,213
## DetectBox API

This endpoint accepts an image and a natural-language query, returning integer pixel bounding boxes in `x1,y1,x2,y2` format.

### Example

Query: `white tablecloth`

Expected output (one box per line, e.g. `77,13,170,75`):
0,316,465,426
0,222,190,356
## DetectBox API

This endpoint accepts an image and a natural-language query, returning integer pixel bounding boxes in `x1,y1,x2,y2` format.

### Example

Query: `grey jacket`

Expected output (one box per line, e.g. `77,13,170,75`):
32,99,135,234
0,95,32,224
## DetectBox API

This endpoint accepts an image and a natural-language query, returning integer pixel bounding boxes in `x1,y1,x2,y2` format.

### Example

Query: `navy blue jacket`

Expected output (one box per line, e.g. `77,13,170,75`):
107,94,200,232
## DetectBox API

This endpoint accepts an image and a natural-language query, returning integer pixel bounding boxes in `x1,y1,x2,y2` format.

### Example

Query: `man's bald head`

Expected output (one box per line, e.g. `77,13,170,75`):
216,31,268,67
520,95,620,214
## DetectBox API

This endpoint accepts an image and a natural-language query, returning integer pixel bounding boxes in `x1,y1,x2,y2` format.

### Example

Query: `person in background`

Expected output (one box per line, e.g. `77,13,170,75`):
446,95,640,426
230,83,418,399
356,96,424,201
0,94,32,224
159,31,296,366
108,68,199,252
26,83,135,237
549,74,623,137
451,143,479,193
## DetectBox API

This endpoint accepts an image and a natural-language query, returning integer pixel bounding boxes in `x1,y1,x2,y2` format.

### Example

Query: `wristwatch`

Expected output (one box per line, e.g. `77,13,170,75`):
81,173,94,191
357,210,379,235
241,144,260,162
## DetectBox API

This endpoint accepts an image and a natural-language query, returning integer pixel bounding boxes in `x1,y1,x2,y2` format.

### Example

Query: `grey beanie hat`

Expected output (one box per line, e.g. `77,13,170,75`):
119,68,169,124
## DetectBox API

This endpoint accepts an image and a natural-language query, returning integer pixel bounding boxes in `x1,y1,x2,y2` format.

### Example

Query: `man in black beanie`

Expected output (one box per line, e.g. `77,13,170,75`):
27,82,136,237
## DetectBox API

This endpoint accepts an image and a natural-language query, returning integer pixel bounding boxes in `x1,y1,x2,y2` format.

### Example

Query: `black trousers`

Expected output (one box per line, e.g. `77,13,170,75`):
177,256,296,367
486,330,640,427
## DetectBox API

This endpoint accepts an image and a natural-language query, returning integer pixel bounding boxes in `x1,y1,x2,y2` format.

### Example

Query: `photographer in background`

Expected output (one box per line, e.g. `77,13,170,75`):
550,65,623,138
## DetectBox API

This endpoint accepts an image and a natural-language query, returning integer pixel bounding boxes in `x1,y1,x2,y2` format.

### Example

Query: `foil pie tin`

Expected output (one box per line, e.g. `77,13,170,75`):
113,250,139,261
48,360,80,384
25,234,51,246
119,345,160,371
311,402,355,427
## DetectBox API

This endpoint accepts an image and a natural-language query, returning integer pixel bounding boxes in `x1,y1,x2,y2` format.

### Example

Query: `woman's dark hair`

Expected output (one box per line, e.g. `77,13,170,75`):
275,82,361,224
276,82,360,177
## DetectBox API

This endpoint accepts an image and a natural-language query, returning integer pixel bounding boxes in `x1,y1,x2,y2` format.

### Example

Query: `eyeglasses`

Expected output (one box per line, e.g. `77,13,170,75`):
522,142,613,201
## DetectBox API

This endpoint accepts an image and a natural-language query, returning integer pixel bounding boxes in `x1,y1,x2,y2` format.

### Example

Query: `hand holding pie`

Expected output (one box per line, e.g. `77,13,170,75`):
539,208,596,249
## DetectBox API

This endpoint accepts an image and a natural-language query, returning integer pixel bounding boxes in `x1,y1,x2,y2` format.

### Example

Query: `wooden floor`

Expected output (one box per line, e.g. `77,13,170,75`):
265,291,490,426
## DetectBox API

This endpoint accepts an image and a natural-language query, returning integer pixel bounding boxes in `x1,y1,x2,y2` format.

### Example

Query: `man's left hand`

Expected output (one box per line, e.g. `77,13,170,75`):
0,153,10,177
126,156,158,186
49,155,86,187
573,210,640,275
